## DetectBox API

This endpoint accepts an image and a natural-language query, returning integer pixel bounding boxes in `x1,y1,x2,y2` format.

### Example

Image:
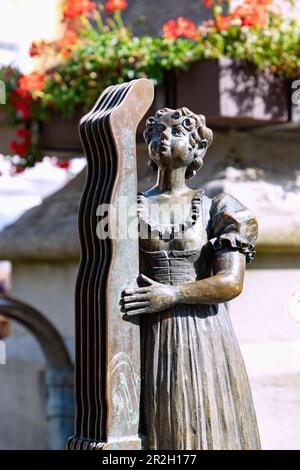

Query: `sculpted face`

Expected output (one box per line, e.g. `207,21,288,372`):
144,108,209,173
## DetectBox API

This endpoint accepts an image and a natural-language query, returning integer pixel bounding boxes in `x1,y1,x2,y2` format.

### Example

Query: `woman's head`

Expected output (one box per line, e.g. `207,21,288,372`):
143,107,213,178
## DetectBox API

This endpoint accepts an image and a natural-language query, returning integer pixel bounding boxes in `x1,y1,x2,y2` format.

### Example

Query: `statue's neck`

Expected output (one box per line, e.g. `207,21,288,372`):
156,166,189,194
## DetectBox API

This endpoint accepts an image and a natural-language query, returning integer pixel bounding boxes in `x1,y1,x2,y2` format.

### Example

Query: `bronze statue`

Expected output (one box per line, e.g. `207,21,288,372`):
69,79,260,451
121,107,261,450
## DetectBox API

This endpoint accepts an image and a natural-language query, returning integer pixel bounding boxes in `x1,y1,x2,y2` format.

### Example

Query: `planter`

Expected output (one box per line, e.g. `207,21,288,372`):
0,110,18,156
165,57,289,127
40,86,166,153
40,108,83,153
136,85,165,137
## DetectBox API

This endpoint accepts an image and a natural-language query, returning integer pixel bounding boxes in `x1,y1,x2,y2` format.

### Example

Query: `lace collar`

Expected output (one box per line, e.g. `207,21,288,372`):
137,189,204,237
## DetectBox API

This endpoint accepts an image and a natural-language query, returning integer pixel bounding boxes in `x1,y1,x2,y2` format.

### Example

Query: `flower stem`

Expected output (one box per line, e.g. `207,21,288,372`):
114,11,123,29
80,15,93,32
94,11,104,33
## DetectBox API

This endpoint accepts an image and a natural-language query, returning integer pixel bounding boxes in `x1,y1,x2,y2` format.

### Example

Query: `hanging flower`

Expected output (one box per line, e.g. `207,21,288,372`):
29,41,40,58
162,17,199,40
11,91,31,120
17,72,45,97
12,166,26,174
10,127,31,157
58,30,80,57
63,0,97,20
10,142,28,156
106,0,128,14
29,40,50,58
16,128,31,141
55,160,71,170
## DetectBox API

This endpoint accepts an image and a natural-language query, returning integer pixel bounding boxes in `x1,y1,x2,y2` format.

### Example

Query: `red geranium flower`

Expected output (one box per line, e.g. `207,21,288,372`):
58,30,80,57
55,160,71,170
203,0,230,7
106,0,128,14
162,19,178,39
17,72,45,97
29,40,49,58
216,15,231,31
63,0,97,19
10,142,28,156
163,17,199,40
11,91,31,120
231,0,272,29
13,166,26,174
10,126,31,157
17,128,31,141
29,41,40,58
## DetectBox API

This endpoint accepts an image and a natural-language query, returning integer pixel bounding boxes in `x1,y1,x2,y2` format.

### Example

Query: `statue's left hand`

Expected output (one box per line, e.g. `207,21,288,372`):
120,274,179,316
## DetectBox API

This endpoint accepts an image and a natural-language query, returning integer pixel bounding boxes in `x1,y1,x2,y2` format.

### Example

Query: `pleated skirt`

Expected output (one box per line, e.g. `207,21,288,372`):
140,303,261,450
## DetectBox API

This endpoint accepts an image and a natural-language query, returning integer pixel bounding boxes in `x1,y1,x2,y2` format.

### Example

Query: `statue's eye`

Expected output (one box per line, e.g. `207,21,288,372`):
146,117,155,127
182,118,195,131
171,111,180,119
172,127,183,136
199,139,207,150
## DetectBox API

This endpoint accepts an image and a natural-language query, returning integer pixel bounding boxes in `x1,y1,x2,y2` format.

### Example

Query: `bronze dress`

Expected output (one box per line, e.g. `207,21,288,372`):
138,191,261,450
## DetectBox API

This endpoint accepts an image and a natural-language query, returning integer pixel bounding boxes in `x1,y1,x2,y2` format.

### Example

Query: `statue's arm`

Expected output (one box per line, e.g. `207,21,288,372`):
121,251,245,316
176,251,245,305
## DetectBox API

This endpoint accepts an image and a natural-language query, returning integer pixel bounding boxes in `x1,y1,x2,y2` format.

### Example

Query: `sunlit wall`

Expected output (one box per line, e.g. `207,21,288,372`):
0,0,62,72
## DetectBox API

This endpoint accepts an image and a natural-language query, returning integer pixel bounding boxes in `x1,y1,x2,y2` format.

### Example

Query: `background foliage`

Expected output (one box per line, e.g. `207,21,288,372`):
0,0,299,169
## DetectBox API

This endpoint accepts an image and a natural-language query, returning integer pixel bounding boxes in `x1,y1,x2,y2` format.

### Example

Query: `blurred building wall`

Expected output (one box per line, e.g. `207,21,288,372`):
0,170,82,449
121,0,300,35
0,0,62,72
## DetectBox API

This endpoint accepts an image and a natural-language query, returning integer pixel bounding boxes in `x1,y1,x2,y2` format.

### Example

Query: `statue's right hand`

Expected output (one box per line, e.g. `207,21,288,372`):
120,274,179,316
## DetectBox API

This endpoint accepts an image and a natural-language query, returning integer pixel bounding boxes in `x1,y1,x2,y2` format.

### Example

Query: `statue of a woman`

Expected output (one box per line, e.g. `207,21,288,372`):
121,107,261,450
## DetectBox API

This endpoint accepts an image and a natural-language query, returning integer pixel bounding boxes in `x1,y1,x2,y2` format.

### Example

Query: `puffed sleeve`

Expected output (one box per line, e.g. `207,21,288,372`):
208,193,258,263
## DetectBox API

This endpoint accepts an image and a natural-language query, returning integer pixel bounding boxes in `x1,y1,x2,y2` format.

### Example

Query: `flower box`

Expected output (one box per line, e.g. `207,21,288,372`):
40,109,83,153
165,57,289,127
0,110,17,156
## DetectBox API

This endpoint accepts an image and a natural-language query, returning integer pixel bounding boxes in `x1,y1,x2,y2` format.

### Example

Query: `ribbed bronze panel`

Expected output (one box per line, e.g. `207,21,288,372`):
68,79,154,450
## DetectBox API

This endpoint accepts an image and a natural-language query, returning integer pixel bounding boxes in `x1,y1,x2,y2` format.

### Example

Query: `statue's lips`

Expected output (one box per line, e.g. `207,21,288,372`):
159,143,170,152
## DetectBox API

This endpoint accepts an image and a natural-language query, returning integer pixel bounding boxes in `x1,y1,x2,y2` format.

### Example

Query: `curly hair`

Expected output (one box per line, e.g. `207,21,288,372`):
143,107,213,179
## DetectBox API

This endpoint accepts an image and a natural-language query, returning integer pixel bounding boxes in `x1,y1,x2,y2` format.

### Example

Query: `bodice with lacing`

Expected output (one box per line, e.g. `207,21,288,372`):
137,191,258,287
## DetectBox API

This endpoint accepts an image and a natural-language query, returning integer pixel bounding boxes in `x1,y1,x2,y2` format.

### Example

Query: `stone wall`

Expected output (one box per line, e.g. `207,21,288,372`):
119,0,300,36
122,0,209,36
0,175,81,449
0,261,76,450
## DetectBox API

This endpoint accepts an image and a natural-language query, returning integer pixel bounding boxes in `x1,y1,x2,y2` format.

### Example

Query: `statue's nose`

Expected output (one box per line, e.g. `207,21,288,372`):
160,128,169,141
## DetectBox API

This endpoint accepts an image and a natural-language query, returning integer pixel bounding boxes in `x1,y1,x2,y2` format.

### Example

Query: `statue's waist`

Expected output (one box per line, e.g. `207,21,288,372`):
140,248,205,284
145,265,198,285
